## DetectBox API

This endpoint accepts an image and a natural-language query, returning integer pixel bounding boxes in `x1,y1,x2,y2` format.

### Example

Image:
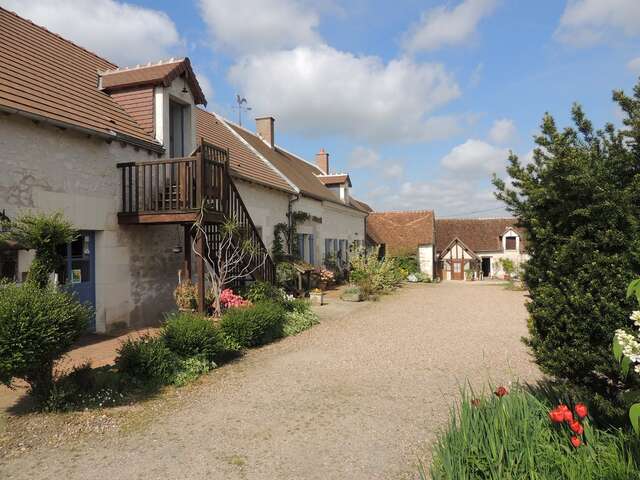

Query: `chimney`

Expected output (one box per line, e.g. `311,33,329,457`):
256,116,275,148
315,148,329,174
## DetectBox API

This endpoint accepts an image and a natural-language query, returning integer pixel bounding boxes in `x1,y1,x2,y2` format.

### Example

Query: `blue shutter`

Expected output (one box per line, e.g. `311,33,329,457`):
297,234,305,260
309,234,315,265
325,238,331,261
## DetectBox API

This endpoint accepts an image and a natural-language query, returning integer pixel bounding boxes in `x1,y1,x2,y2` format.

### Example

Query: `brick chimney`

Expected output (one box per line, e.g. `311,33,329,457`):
315,148,329,174
256,116,275,148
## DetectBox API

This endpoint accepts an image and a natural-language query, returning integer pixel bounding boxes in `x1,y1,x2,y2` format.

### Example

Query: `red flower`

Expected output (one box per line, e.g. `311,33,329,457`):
549,408,565,423
563,410,574,423
471,398,480,407
494,386,508,397
575,403,588,419
557,404,569,412
569,420,584,435
570,436,582,448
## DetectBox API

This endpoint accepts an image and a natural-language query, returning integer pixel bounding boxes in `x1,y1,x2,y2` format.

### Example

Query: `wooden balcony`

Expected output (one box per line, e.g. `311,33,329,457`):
117,142,228,225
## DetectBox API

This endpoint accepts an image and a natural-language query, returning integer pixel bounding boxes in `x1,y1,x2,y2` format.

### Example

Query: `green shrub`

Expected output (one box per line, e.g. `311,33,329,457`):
428,386,640,480
350,246,403,297
283,297,310,313
276,262,297,290
0,282,90,402
243,281,286,304
173,356,215,387
0,212,76,287
493,83,640,417
161,312,225,362
283,308,319,336
115,335,178,385
220,302,286,348
393,254,420,274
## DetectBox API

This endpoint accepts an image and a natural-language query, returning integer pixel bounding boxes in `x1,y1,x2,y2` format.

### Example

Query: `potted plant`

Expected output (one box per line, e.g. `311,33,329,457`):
174,280,197,311
341,285,362,302
316,267,335,291
309,288,325,305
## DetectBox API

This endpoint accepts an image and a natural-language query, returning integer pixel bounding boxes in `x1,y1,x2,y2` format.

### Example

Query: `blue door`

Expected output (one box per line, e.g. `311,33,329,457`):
58,231,96,331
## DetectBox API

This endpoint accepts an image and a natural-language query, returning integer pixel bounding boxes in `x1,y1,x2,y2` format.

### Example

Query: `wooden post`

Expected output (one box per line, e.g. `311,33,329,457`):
183,225,192,283
196,229,206,313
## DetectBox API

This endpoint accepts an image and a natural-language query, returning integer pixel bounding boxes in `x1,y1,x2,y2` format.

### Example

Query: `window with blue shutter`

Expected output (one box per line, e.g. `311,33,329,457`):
309,234,315,265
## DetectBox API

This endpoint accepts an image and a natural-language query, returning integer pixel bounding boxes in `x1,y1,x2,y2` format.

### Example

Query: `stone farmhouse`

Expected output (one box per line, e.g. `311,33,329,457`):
0,8,369,332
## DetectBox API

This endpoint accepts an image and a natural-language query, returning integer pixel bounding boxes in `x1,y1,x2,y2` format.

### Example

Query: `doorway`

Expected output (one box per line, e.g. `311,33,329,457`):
56,231,96,331
482,257,491,278
451,260,464,280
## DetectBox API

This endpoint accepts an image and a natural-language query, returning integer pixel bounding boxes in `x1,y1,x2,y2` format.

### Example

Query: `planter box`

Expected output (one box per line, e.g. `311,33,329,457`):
341,292,362,302
309,292,325,306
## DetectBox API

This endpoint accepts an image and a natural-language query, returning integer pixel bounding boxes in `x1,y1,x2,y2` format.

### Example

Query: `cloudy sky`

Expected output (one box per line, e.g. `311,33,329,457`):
3,0,640,216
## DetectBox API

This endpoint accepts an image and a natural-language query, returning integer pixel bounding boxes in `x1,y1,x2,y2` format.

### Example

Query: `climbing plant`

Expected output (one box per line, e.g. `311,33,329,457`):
272,210,310,262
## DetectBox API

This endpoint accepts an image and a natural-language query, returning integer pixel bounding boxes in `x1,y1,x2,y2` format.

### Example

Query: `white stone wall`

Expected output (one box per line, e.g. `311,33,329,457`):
480,250,529,279
418,244,434,278
1,114,180,332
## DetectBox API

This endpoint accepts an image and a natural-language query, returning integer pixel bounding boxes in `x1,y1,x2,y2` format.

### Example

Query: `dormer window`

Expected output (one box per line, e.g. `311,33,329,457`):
169,100,186,158
505,236,517,250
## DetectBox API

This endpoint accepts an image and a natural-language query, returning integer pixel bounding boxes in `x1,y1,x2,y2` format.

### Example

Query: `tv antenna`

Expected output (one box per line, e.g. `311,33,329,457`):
234,94,252,126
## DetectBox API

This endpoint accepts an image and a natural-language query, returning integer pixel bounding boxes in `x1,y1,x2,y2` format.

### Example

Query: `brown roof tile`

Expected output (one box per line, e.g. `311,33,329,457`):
367,211,435,255
195,108,295,193
0,7,159,149
435,218,525,253
100,58,206,106
317,174,351,187
226,122,357,205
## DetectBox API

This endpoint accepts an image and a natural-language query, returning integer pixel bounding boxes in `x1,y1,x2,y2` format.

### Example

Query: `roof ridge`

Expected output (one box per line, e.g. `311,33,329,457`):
370,209,434,215
437,217,515,221
100,58,185,75
0,6,117,69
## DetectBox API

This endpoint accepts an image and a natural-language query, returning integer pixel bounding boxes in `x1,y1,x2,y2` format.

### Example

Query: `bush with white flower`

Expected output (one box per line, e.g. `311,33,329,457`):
612,279,640,434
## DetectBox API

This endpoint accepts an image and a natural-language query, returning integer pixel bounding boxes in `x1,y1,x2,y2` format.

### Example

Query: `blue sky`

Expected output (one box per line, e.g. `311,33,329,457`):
4,0,640,216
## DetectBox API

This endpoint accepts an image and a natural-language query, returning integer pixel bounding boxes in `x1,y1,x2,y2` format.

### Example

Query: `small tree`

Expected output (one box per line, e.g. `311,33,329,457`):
493,81,640,404
0,212,76,287
192,207,268,316
0,282,90,402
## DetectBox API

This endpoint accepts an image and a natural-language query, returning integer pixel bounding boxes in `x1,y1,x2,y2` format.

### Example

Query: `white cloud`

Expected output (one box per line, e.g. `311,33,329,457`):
228,45,462,142
384,163,404,179
349,146,380,168
198,0,321,54
194,71,215,105
469,62,484,87
440,139,509,175
367,177,504,216
402,0,498,53
1,0,183,66
628,57,640,74
555,0,640,47
488,118,517,144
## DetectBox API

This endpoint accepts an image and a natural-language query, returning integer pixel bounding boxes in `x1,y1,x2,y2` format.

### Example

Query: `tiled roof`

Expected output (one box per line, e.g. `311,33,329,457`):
435,218,525,253
100,58,207,106
195,108,295,193
226,122,358,206
367,211,435,254
349,197,373,213
317,174,352,187
0,7,160,149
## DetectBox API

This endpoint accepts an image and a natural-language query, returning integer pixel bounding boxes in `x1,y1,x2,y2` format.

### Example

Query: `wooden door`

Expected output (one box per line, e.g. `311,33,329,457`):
451,259,464,280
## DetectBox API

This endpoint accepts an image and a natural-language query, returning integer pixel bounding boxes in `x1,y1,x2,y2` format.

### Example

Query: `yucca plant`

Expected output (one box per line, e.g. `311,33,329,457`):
427,385,640,480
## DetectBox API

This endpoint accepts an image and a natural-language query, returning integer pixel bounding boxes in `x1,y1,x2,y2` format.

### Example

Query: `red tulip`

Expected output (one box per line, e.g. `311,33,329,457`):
558,404,569,412
569,420,584,435
549,408,565,423
570,436,581,448
575,403,588,419
563,410,574,423
494,386,508,397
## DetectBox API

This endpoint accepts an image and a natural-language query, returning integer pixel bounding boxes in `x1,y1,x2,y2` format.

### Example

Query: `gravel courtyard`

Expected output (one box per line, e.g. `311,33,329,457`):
0,281,539,480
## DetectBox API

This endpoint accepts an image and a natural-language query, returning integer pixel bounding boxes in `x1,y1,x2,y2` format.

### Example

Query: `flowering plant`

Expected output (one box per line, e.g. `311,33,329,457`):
316,267,335,283
611,278,640,435
174,280,198,310
548,403,589,448
218,288,250,309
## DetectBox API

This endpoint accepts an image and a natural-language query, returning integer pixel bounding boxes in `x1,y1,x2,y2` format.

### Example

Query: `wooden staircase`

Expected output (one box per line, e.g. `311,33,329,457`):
117,140,275,285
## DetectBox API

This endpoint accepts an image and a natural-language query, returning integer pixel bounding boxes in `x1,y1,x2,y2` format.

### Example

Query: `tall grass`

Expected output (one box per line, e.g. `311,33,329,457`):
427,386,640,480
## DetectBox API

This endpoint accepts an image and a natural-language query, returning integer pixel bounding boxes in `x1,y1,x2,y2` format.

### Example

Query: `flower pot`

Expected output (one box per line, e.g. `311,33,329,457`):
309,291,325,305
318,281,328,291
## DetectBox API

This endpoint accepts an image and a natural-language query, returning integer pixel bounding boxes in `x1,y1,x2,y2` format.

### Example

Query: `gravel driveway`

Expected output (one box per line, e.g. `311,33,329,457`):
0,282,539,480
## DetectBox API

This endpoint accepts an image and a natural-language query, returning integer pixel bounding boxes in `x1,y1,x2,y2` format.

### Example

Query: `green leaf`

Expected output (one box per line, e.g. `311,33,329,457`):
630,403,640,435
627,278,640,304
613,337,623,363
621,356,631,378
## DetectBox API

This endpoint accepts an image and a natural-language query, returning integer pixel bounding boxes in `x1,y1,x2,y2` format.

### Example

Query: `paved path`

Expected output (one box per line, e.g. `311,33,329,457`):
0,282,539,480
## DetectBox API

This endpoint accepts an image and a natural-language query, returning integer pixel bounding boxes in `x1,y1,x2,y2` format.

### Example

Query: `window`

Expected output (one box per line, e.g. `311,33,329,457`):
169,100,186,158
505,236,517,251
